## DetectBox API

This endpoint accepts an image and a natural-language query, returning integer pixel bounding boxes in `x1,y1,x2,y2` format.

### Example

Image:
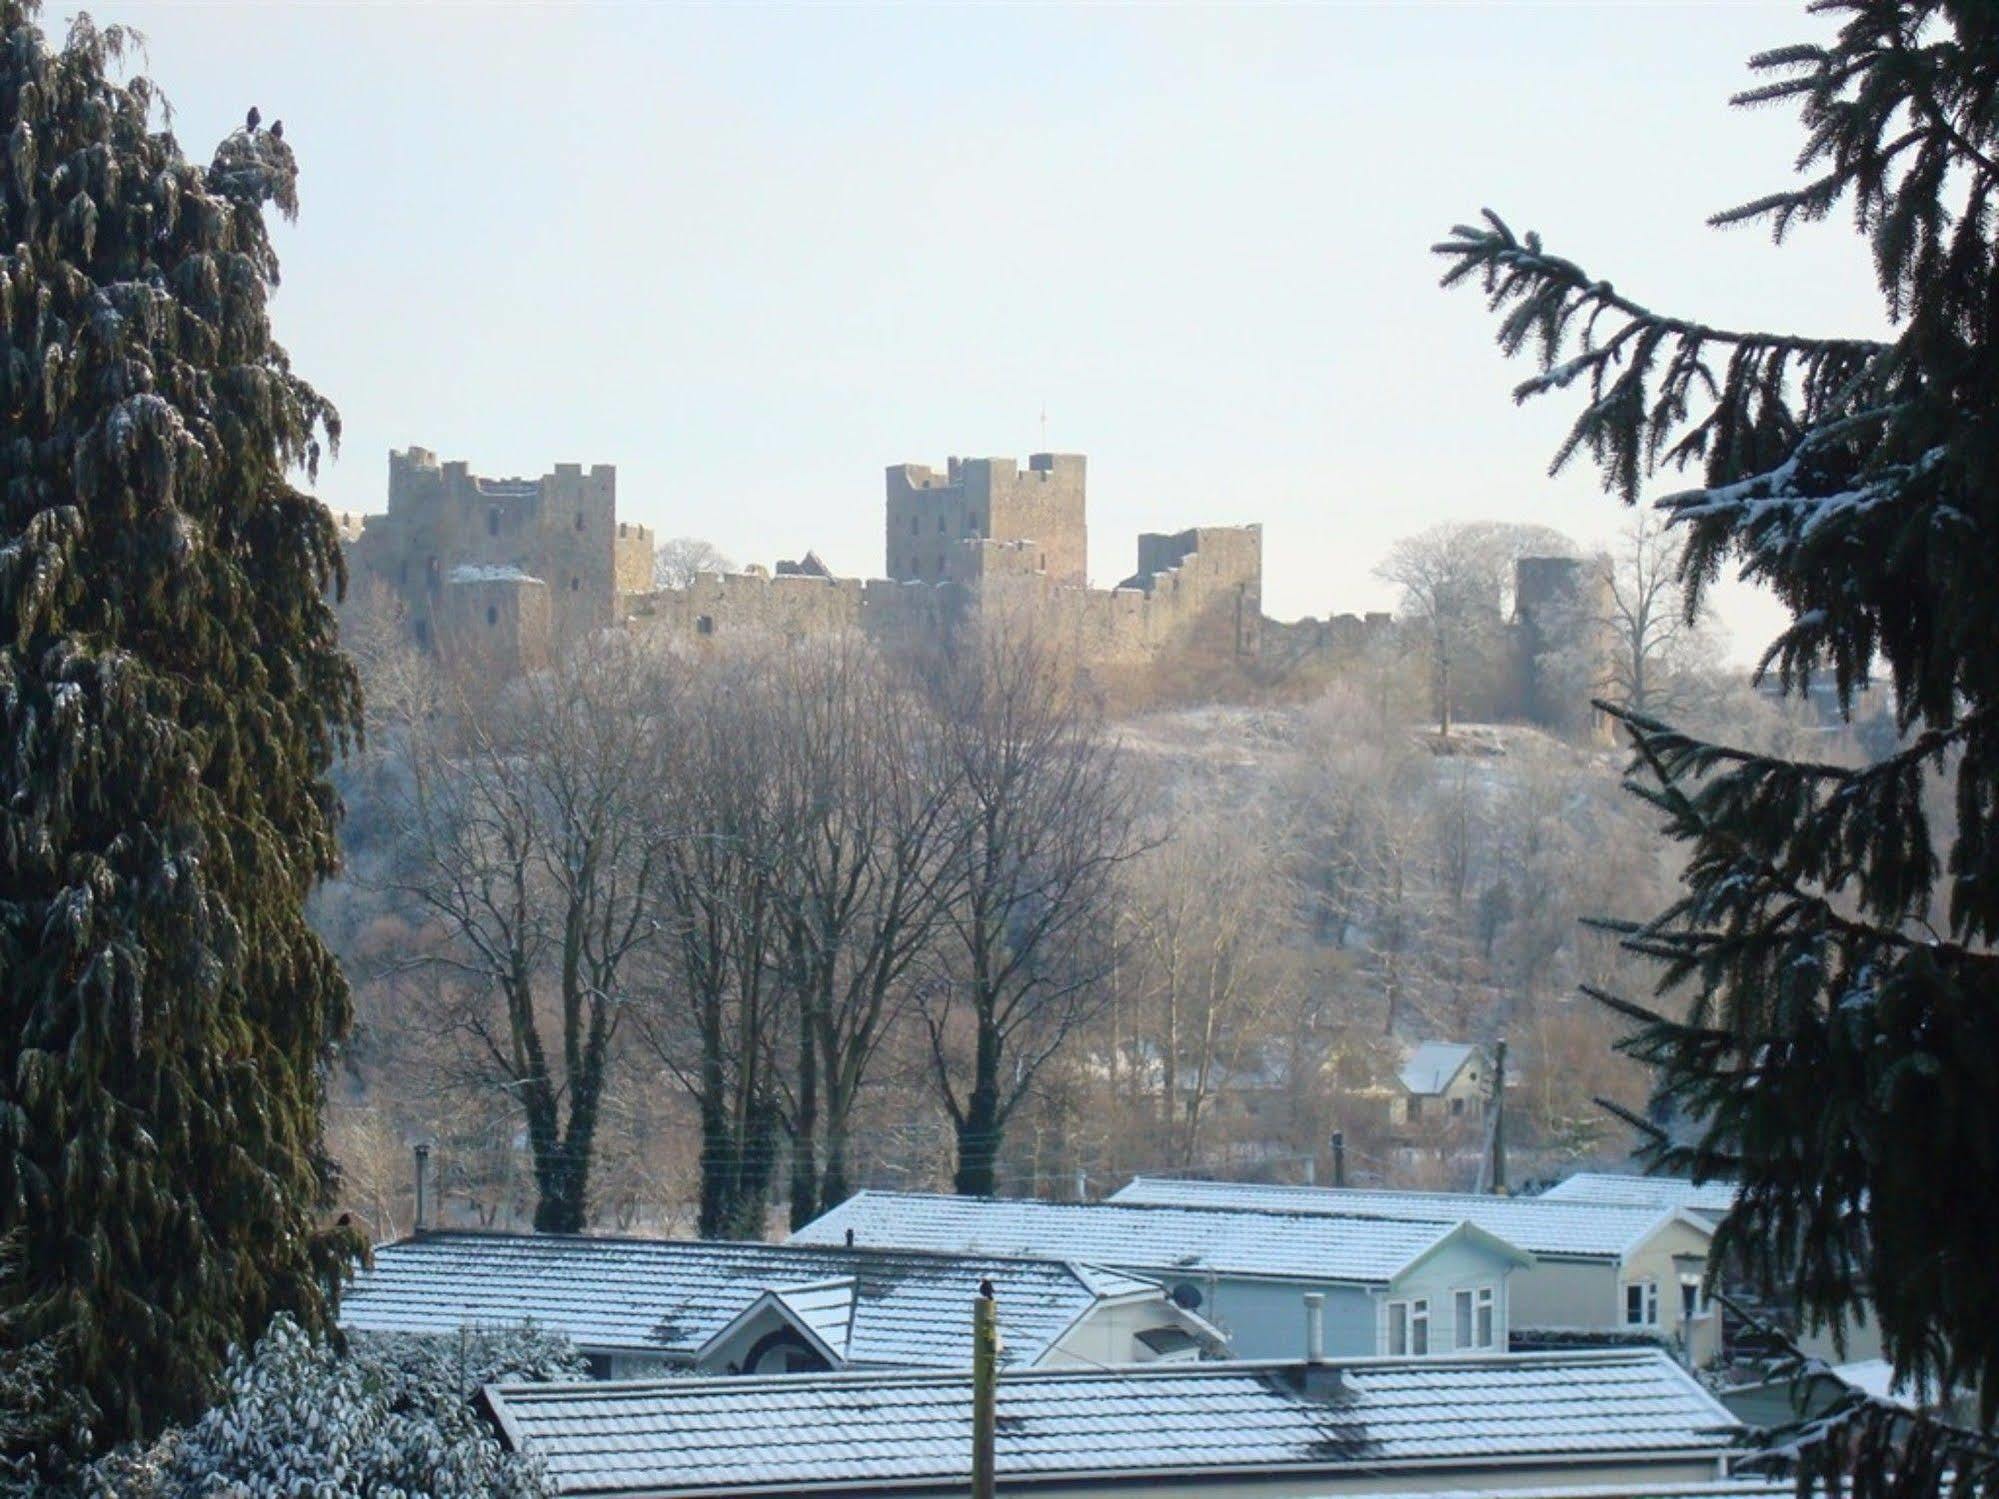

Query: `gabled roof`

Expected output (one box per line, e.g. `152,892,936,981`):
697,1278,858,1368
1539,1172,1739,1217
1400,1040,1483,1096
788,1191,1530,1285
340,1231,1156,1369
482,1349,1740,1497
1110,1178,1708,1262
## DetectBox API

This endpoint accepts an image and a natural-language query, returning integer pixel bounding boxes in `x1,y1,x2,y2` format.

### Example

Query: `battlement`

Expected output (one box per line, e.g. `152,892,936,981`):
885,452,1087,589
338,446,649,668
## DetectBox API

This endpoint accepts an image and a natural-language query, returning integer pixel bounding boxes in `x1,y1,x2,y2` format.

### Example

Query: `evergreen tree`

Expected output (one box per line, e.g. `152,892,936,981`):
0,1,361,1461
1438,0,1999,1481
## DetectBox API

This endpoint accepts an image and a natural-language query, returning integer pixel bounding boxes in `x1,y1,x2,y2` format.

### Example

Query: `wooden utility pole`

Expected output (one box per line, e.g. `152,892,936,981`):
972,1279,998,1499
1489,1039,1508,1195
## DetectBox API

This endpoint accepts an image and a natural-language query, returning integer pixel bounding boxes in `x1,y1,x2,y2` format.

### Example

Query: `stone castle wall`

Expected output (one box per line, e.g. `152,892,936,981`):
339,447,654,663
886,454,1087,589
336,444,1608,739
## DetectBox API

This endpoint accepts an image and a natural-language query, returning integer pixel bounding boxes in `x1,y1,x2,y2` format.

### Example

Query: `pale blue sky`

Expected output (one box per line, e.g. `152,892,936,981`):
79,1,1886,657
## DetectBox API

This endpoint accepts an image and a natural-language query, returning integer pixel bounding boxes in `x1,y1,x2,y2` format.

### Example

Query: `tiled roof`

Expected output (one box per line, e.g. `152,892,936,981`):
1539,1173,1739,1216
1400,1040,1482,1095
340,1232,1155,1369
484,1350,1739,1496
1109,1178,1704,1261
787,1191,1519,1284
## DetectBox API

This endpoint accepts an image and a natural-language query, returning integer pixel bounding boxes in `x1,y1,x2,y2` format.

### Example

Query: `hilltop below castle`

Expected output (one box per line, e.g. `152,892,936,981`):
339,446,1606,737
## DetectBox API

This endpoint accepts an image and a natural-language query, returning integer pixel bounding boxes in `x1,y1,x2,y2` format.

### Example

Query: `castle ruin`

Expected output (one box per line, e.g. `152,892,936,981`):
337,448,653,674
338,445,1609,738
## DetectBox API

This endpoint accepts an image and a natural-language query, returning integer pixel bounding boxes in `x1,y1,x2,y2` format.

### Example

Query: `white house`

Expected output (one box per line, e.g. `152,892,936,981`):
341,1231,1224,1378
482,1348,1744,1498
789,1190,1534,1361
1112,1177,1722,1365
1396,1040,1489,1125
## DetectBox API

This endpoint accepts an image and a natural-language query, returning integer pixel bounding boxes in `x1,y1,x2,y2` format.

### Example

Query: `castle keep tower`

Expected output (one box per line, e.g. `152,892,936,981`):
1512,553,1615,743
885,454,1087,587
341,447,653,668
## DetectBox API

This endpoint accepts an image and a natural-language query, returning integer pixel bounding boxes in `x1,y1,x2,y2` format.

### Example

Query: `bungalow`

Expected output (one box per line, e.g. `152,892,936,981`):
788,1190,1534,1361
340,1231,1224,1378
1112,1177,1722,1365
1540,1173,1738,1222
481,1348,1743,1498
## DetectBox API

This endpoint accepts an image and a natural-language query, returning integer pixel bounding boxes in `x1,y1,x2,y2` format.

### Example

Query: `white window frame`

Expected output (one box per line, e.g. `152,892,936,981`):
1388,1296,1430,1356
1453,1285,1497,1350
1623,1278,1660,1328
1679,1273,1707,1323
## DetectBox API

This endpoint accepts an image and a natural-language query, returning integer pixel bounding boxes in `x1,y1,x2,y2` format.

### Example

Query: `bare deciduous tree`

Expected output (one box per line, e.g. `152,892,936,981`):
917,621,1140,1196
639,653,792,1239
392,635,671,1232
771,636,962,1225
653,536,736,590
1376,521,1575,736
1601,509,1719,718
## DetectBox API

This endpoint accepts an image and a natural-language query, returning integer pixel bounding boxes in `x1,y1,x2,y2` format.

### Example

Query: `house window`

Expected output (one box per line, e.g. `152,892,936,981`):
1387,1298,1429,1357
584,1354,614,1380
1679,1274,1706,1323
485,605,498,627
696,615,714,636
487,506,500,537
1624,1280,1660,1327
1450,1097,1466,1117
1455,1286,1497,1350
1405,1096,1422,1122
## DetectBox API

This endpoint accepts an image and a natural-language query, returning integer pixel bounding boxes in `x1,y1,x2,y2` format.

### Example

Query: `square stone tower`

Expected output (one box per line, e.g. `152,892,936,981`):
884,453,1087,587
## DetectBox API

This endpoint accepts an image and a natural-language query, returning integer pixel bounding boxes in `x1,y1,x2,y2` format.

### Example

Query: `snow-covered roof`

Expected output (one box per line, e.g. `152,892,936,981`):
1539,1173,1738,1217
1400,1040,1483,1096
788,1191,1531,1285
445,563,538,585
482,1349,1739,1496
1110,1178,1706,1262
340,1232,1155,1370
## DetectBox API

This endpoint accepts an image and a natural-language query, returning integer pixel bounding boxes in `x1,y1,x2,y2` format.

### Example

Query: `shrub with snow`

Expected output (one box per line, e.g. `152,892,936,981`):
76,1315,582,1498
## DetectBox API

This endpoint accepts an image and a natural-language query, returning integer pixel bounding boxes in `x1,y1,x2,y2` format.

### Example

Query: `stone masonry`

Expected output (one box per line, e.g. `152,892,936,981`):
336,445,1607,737
337,447,653,674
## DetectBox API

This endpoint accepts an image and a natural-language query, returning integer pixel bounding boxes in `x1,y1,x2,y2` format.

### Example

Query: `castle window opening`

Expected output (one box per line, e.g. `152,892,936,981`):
571,577,580,591
398,561,408,585
696,615,714,637
486,605,498,627
575,510,585,531
487,507,500,537
936,515,945,534
909,516,918,535
413,618,430,649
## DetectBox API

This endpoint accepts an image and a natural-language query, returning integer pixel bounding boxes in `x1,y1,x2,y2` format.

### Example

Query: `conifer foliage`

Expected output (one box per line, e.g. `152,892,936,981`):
1438,0,1999,1468
0,0,360,1461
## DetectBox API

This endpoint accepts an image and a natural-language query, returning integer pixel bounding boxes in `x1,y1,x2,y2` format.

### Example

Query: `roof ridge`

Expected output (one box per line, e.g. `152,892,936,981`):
487,1345,1684,1402
399,1224,1148,1273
